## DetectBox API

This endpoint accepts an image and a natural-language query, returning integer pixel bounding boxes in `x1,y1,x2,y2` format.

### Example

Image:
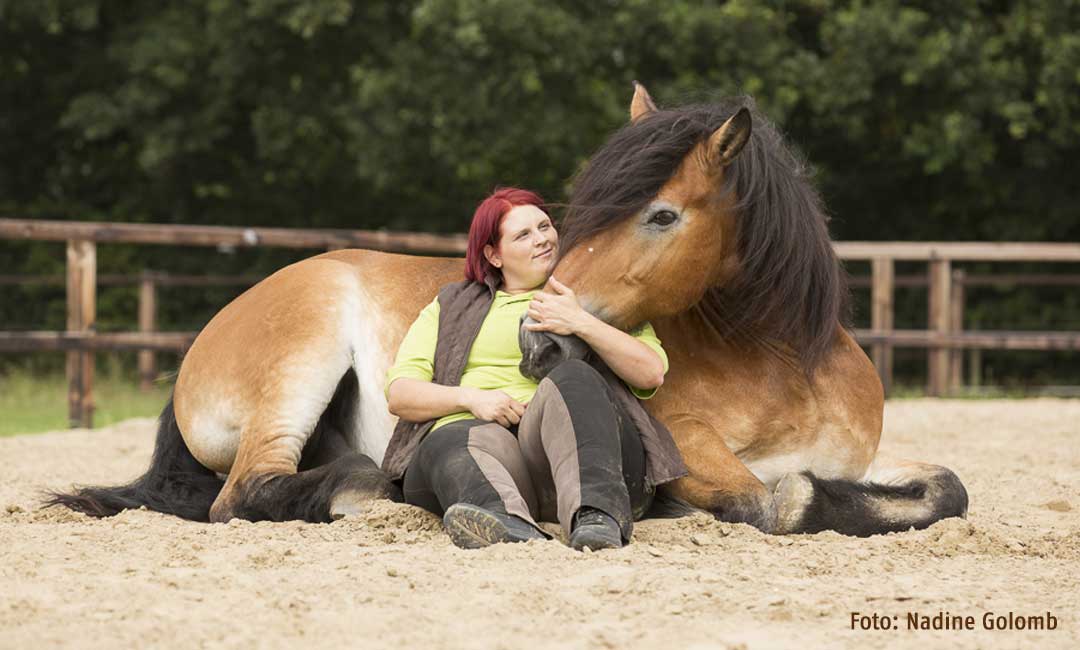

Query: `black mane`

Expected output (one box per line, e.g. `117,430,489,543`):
560,97,849,374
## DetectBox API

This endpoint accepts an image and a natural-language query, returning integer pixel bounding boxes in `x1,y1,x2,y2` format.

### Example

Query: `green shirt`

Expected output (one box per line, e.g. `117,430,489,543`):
385,289,668,431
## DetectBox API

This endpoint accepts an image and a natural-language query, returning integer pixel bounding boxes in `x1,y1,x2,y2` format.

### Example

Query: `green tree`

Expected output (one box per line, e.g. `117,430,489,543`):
2,0,1078,383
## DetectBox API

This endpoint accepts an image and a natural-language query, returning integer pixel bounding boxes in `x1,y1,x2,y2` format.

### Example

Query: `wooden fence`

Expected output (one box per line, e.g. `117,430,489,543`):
2,218,1079,428
835,242,1080,397
0,219,467,427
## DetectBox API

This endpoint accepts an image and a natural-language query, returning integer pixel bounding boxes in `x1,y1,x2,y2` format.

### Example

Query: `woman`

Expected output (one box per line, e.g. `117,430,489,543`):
383,187,675,550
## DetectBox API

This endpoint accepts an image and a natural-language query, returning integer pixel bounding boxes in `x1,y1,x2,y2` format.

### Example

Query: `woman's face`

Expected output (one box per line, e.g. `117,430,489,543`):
485,204,558,291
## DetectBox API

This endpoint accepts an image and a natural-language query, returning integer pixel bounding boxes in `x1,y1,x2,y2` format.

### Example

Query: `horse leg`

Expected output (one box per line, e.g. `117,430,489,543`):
209,417,400,523
772,451,968,536
297,423,353,471
664,419,778,532
211,447,400,523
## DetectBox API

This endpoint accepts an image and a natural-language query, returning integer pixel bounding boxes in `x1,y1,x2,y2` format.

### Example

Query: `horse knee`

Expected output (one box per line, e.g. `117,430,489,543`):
709,485,778,533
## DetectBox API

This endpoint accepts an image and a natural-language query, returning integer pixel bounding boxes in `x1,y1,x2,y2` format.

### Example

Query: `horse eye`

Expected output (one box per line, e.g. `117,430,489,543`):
648,210,679,227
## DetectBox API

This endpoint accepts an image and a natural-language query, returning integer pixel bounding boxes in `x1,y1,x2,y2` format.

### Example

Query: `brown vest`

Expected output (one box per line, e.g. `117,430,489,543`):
380,277,688,488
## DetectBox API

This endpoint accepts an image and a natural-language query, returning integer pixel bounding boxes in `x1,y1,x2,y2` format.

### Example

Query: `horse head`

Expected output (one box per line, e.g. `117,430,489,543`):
520,83,752,380
521,83,846,381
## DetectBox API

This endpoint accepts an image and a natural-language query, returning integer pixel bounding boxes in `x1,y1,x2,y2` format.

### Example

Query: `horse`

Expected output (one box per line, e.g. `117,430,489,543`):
50,84,968,536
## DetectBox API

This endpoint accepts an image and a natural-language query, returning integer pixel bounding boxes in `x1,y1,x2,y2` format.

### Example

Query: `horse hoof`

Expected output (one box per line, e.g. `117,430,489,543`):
773,473,814,535
329,491,369,520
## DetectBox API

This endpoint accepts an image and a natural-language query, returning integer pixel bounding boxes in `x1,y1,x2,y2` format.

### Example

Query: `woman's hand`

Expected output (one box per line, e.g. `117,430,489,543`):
524,276,595,336
463,387,527,428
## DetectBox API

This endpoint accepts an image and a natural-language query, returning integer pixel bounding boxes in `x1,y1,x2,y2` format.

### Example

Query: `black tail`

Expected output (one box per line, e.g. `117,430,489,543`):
44,399,224,521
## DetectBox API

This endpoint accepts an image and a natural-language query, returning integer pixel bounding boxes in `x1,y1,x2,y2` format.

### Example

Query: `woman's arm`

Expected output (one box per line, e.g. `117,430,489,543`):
387,379,526,427
386,295,527,427
574,317,665,390
386,379,474,423
525,277,665,389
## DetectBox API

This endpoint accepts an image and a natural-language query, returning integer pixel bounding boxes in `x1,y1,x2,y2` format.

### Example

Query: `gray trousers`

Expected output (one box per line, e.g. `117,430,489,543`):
403,360,650,540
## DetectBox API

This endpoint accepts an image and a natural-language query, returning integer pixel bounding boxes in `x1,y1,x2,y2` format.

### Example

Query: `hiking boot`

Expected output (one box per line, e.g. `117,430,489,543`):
569,507,623,551
443,503,546,549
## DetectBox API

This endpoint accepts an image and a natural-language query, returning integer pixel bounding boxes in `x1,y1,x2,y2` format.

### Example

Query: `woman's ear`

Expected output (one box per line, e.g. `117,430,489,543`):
484,244,502,268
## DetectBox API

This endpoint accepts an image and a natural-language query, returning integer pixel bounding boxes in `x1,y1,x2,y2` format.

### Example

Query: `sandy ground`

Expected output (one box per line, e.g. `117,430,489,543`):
1,399,1078,650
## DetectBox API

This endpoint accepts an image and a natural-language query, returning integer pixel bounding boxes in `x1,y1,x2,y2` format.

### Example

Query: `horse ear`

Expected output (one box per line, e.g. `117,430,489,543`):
707,107,752,168
630,81,658,122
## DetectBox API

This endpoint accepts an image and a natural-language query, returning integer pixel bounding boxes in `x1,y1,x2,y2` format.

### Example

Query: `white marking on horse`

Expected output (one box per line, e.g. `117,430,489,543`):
344,280,397,466
743,427,866,490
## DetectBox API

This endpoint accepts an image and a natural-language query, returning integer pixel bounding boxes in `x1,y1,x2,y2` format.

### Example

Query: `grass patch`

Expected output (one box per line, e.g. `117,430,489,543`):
0,369,171,437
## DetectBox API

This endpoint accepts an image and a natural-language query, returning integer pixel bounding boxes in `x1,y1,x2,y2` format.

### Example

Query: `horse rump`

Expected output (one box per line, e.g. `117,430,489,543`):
44,399,223,521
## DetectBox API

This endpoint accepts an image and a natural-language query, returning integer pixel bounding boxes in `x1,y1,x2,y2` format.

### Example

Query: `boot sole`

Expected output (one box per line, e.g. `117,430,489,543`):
443,504,538,549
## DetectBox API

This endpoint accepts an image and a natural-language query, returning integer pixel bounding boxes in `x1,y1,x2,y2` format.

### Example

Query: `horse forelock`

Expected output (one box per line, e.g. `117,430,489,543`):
561,96,850,376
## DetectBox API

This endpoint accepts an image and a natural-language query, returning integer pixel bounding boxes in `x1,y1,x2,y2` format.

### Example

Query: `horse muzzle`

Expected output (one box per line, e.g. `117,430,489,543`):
518,315,591,381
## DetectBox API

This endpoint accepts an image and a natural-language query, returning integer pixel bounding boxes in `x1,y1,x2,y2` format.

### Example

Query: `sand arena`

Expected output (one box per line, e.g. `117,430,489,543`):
2,399,1077,649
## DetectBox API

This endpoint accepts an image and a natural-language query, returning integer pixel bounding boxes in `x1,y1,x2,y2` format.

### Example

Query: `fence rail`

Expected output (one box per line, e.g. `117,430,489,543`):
0,331,196,352
834,241,1080,261
2,217,1079,428
0,219,468,254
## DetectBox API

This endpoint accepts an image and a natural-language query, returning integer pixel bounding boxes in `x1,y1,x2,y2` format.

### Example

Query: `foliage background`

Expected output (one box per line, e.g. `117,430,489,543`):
2,0,1078,387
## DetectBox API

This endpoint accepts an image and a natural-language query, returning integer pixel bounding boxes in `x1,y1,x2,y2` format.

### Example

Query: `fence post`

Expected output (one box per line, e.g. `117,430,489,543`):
138,271,158,392
949,269,966,394
969,317,982,388
871,257,895,396
66,239,96,428
927,256,952,396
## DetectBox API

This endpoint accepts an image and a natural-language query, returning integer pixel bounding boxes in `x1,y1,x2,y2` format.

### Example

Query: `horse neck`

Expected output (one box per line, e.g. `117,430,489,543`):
654,303,811,386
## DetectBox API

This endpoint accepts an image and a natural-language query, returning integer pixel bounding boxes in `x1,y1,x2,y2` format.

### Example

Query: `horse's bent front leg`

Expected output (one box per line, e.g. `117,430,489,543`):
772,451,968,536
664,418,778,533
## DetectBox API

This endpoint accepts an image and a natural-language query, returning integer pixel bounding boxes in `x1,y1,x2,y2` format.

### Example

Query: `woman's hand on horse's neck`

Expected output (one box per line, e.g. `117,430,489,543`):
526,277,665,391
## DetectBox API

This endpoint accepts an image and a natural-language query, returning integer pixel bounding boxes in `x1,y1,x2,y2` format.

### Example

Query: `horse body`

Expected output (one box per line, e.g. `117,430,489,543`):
51,85,967,535
171,250,884,528
170,246,896,532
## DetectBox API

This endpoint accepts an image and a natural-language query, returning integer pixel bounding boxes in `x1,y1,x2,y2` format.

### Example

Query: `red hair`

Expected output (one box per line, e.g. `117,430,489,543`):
465,187,547,283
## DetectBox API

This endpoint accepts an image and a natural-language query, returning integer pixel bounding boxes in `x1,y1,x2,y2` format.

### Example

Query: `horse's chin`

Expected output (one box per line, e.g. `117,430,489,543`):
518,315,591,381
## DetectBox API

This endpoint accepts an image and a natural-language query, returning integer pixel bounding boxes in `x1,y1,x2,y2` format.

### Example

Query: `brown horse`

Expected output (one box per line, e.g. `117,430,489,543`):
51,85,967,536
